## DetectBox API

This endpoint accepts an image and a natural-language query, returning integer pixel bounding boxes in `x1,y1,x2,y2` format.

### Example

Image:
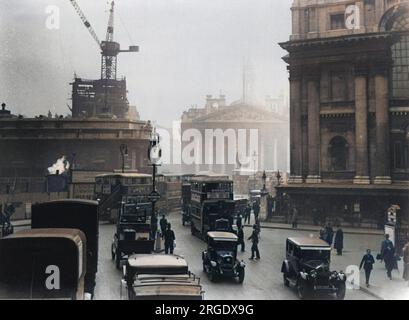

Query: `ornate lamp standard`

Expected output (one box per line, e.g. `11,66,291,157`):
262,170,267,192
148,128,162,240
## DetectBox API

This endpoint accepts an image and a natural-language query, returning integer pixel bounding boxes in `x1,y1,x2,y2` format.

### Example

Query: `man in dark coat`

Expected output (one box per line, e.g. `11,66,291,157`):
244,204,251,224
248,225,260,260
236,214,243,229
253,201,260,222
164,223,175,254
325,223,334,246
334,227,344,255
159,214,168,238
237,225,245,252
360,249,375,287
291,206,298,229
381,234,395,279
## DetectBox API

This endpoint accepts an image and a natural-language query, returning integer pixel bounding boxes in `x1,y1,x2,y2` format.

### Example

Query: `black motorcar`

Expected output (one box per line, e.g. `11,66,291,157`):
202,231,245,283
281,237,346,300
111,202,154,269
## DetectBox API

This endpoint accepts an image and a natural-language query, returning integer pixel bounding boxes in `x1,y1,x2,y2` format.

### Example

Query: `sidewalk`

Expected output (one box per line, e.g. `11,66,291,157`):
248,221,384,236
359,260,409,300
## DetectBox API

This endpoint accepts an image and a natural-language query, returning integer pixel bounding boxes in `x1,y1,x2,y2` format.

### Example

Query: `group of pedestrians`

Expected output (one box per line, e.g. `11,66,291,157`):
317,221,409,288
236,201,261,261
159,214,176,255
319,222,344,255
358,235,409,288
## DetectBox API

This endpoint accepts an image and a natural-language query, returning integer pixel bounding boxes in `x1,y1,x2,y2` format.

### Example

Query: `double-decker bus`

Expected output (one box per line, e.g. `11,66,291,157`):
189,175,235,239
95,173,152,223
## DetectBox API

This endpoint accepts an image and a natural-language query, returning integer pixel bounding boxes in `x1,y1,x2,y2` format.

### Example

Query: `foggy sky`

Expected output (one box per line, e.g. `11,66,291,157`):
0,0,291,127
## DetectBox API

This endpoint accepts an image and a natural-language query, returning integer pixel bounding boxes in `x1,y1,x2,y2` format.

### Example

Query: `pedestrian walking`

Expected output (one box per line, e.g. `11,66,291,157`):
248,225,260,260
334,226,344,255
291,206,298,229
381,234,395,280
237,225,245,252
325,223,334,246
403,241,409,286
253,201,260,223
236,214,243,229
159,214,167,238
244,204,251,225
164,223,175,255
360,249,375,288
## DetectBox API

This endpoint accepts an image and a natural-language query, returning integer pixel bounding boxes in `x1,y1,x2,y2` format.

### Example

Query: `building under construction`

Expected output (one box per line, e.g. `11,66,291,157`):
0,1,150,219
71,77,139,120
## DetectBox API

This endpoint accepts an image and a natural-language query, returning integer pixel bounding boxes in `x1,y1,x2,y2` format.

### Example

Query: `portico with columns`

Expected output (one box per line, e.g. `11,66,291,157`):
277,1,409,227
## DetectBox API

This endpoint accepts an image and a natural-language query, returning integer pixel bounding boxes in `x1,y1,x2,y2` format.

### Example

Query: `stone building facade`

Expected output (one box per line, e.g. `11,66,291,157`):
180,95,289,177
0,105,152,219
278,0,409,228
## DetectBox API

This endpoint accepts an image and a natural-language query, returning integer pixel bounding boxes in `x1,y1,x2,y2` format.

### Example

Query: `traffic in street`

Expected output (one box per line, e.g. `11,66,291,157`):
94,212,379,300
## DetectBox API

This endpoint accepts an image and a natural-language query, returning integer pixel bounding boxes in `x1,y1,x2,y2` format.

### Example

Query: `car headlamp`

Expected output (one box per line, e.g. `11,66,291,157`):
210,261,217,267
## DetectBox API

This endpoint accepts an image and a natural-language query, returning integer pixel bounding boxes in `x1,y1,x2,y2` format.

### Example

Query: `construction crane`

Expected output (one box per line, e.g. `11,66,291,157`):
69,0,139,80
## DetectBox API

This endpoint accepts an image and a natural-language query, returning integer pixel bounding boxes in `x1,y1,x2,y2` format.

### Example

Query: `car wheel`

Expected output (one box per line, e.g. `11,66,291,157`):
335,282,346,300
238,268,245,284
191,223,195,235
283,273,290,287
296,279,310,300
209,270,217,282
111,244,115,261
115,250,121,270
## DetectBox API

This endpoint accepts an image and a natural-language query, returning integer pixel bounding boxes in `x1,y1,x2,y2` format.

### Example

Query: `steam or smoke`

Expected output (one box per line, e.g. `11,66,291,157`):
48,156,70,174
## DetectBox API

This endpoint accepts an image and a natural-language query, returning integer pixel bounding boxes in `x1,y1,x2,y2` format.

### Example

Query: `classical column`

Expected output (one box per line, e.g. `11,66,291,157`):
288,67,303,183
353,65,370,184
306,70,322,184
373,64,392,184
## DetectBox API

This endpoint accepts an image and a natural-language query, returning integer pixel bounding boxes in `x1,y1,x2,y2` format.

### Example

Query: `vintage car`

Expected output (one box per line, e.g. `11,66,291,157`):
202,231,245,283
111,202,154,269
0,228,87,300
281,237,346,300
121,254,203,300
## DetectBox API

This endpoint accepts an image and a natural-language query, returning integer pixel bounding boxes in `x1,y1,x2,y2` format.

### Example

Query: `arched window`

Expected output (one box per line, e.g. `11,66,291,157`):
329,136,349,171
380,5,409,99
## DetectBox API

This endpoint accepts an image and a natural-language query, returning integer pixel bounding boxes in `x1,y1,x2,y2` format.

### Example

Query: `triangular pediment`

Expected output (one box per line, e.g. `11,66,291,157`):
192,104,287,123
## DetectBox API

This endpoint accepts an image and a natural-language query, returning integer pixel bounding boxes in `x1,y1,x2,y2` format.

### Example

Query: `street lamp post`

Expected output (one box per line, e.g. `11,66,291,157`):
262,170,267,192
148,129,162,241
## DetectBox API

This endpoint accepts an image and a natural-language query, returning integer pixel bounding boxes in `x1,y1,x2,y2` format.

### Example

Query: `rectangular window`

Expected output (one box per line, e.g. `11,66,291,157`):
394,141,403,169
304,8,317,32
392,35,409,99
330,71,348,101
330,13,345,30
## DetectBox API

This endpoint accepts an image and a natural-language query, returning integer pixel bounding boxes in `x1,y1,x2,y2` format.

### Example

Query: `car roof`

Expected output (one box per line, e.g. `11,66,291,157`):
35,199,98,206
96,173,151,179
288,237,330,248
127,254,189,274
4,228,86,243
207,231,238,241
191,176,232,182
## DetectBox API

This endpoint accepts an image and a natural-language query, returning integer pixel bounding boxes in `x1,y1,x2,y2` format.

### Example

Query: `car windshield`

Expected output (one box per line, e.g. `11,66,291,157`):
122,205,150,223
300,249,330,262
212,241,236,252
